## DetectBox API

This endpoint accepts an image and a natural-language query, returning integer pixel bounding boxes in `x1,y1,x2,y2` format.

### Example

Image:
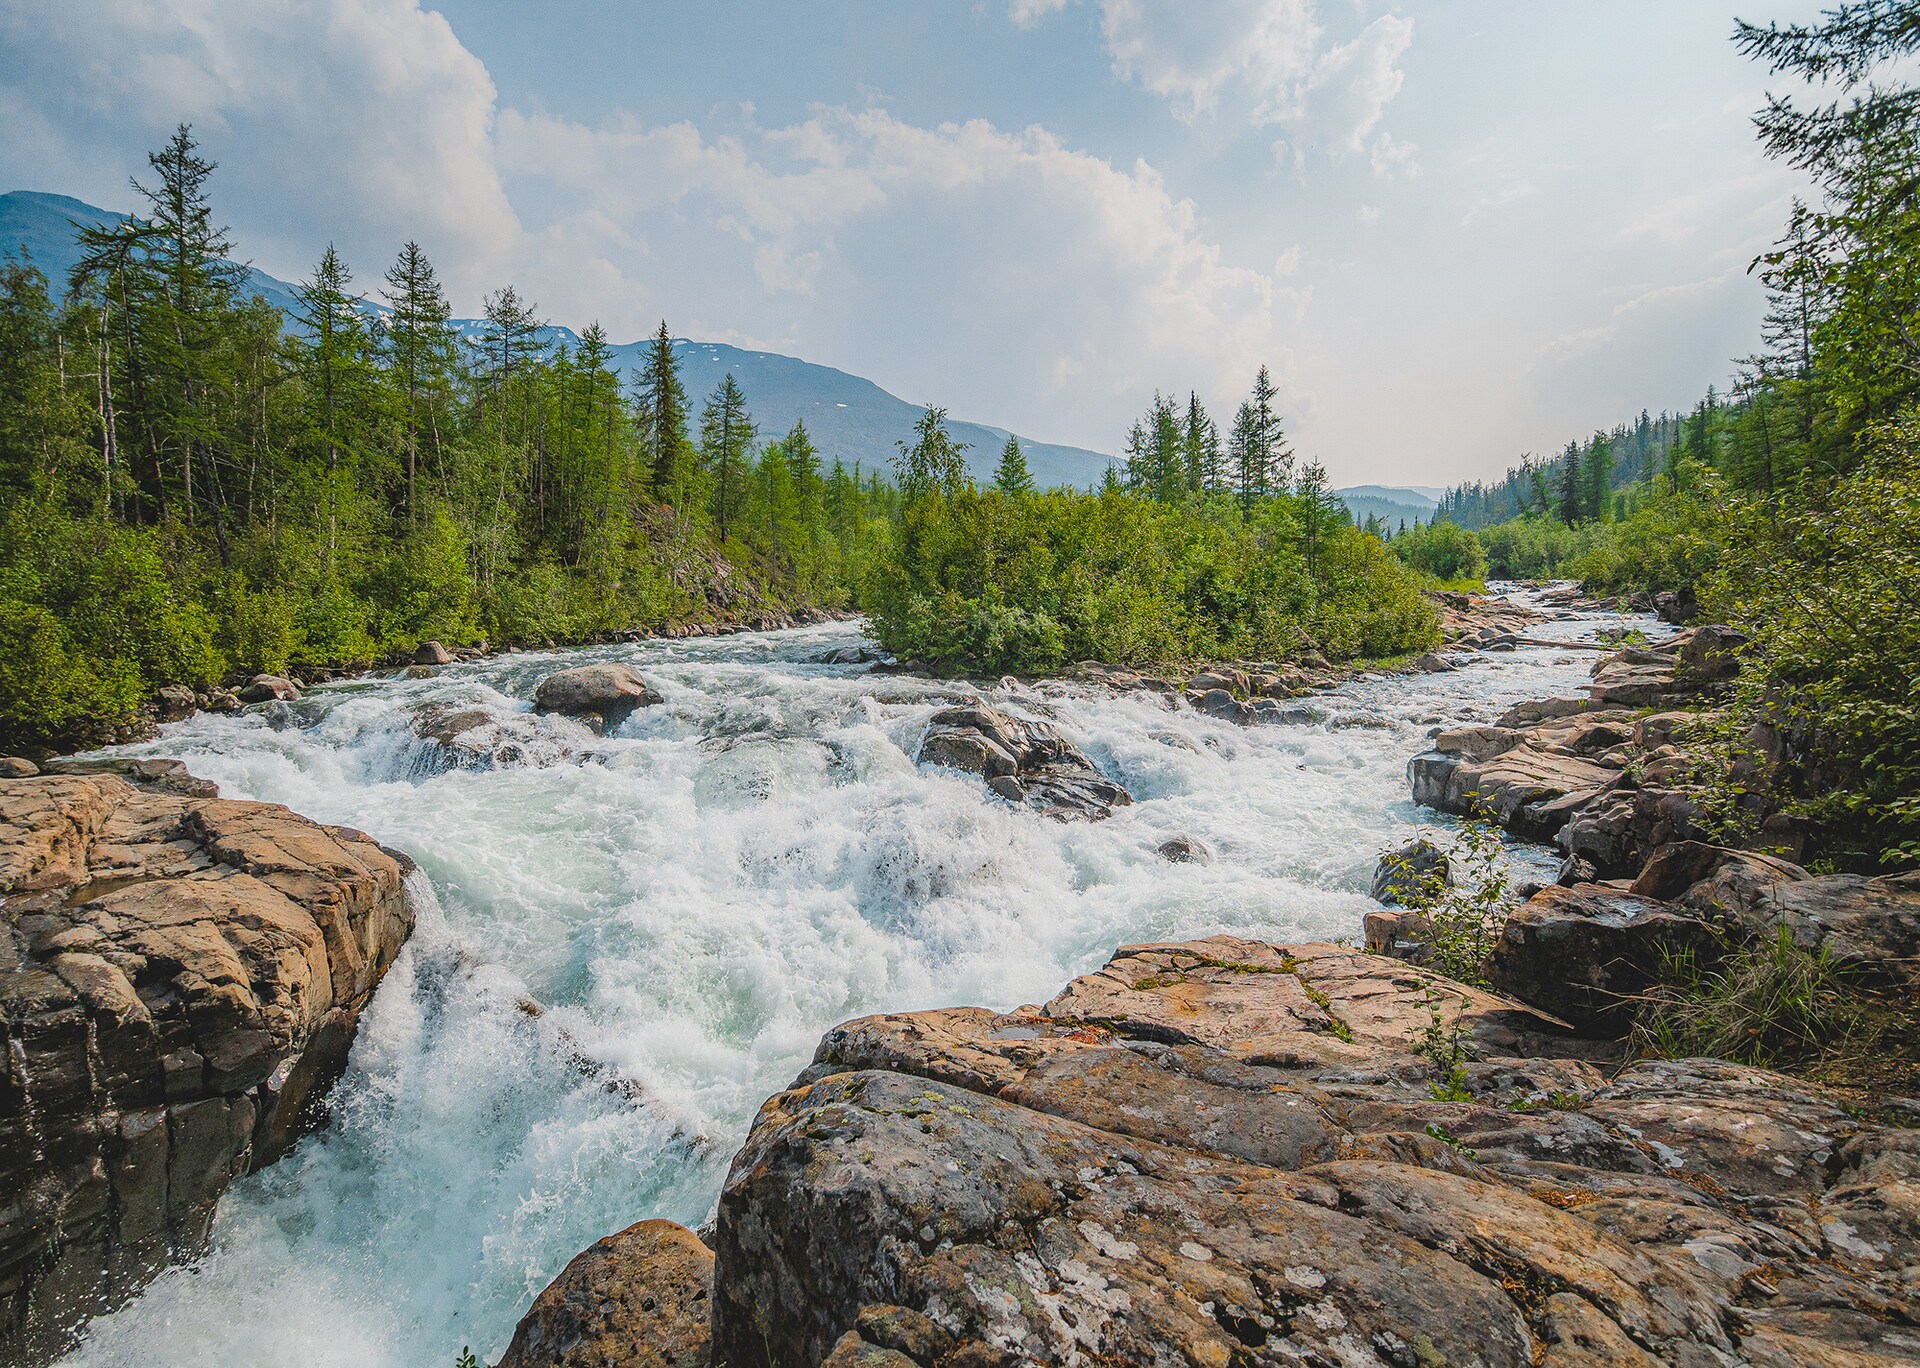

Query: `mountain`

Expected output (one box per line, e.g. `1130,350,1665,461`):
1334,483,1438,530
2,189,1113,489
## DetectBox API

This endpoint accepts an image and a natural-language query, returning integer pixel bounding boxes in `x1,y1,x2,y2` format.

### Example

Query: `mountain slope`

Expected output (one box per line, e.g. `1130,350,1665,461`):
3,189,1112,489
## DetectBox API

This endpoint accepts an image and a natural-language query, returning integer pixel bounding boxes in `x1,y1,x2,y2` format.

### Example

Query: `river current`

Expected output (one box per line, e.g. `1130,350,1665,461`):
57,587,1630,1367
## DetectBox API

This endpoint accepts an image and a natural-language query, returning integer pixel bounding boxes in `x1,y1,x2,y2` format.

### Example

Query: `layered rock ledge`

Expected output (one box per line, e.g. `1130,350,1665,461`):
500,935,1918,1367
0,766,415,1362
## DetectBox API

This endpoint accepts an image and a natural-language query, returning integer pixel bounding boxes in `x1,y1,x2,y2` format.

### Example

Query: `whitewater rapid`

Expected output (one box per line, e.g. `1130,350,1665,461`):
58,591,1625,1367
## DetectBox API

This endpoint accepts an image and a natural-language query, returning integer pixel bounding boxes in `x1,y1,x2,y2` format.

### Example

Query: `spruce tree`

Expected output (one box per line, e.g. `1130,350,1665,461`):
640,322,691,505
381,241,453,523
1183,391,1221,493
1583,434,1613,521
294,244,374,559
699,372,753,539
1557,445,1584,526
894,406,969,500
993,435,1035,496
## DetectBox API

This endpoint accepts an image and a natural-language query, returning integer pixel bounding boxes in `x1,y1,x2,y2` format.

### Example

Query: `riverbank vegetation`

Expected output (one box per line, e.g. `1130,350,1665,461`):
1416,4,1920,872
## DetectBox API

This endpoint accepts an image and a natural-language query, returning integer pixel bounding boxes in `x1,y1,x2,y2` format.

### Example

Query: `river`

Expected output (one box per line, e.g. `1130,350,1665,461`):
56,586,1632,1367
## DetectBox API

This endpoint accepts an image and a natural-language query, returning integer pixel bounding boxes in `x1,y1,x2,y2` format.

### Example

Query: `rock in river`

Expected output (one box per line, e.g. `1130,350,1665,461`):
534,663,664,725
495,1218,713,1368
916,704,1132,821
0,770,414,1362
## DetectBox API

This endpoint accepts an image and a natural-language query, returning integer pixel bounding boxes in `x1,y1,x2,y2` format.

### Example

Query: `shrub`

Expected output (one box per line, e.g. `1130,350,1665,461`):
1392,520,1487,582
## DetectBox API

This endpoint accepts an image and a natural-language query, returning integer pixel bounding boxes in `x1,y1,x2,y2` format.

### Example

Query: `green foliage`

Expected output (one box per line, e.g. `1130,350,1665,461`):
1631,928,1872,1066
0,125,893,751
1377,798,1510,987
1391,519,1487,582
867,482,1438,673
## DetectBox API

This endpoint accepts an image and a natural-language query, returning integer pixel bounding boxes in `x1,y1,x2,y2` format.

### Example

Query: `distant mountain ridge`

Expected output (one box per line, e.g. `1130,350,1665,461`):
1,189,1115,489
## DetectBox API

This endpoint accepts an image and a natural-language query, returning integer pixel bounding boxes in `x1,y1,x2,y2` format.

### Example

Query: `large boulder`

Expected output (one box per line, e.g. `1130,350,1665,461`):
495,1219,712,1368
534,663,663,724
1635,841,1920,985
238,673,300,704
916,704,1132,821
0,772,414,1362
1485,883,1727,1034
413,639,456,666
152,684,197,722
534,933,1920,1368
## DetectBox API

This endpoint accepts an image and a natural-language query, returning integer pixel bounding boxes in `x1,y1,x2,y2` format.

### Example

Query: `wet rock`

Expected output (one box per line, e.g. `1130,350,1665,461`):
0,772,414,1362
153,684,198,722
0,758,37,778
403,664,437,679
42,755,219,799
1555,853,1600,887
1370,837,1450,905
916,704,1132,821
1486,883,1727,1034
534,663,663,723
413,639,455,666
1410,740,1619,839
238,673,301,703
1156,834,1214,864
1586,659,1678,707
818,646,873,665
1193,687,1250,723
495,1219,712,1368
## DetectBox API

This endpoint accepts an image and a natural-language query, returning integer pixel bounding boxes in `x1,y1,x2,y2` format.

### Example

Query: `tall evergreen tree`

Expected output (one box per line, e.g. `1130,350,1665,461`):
1294,459,1340,581
894,406,970,500
1558,444,1584,526
1182,391,1222,493
700,372,753,539
639,322,691,505
381,241,453,523
993,435,1035,495
293,244,375,559
1583,433,1613,521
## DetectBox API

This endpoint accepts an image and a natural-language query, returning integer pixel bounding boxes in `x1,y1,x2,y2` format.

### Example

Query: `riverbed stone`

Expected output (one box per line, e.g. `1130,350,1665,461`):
915,704,1132,821
534,663,663,723
0,758,36,778
413,639,455,665
1370,837,1450,904
0,772,414,1363
494,1219,712,1368
238,673,301,703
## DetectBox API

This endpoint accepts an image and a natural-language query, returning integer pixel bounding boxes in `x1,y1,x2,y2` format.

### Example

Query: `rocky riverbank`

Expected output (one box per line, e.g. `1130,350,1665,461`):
0,758,415,1364
489,931,1918,1367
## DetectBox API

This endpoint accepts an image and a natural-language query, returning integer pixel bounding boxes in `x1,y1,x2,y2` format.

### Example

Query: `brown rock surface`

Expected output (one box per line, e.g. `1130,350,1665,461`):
534,663,664,723
631,935,1920,1368
495,1219,712,1368
0,771,414,1362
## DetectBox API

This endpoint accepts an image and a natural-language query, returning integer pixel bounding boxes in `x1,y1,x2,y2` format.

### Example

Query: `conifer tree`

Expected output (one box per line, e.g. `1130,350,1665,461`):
1183,391,1222,493
993,435,1035,495
700,372,753,539
294,244,374,559
381,241,453,523
1583,434,1613,521
1294,459,1340,581
1557,444,1584,526
894,406,969,500
640,322,691,506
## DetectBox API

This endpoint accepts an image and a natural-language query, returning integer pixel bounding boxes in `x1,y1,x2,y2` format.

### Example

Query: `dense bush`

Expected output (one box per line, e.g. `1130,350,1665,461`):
1390,519,1487,583
867,485,1438,672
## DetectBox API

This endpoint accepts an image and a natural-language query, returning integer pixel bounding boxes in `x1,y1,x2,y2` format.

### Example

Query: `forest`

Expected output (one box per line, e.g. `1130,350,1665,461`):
0,128,1446,753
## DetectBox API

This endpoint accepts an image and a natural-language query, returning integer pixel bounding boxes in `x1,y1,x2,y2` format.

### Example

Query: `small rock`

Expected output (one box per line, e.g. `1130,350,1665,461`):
1157,835,1215,864
403,665,436,679
0,757,38,778
1555,853,1599,887
239,674,301,704
413,640,455,666
1371,838,1450,905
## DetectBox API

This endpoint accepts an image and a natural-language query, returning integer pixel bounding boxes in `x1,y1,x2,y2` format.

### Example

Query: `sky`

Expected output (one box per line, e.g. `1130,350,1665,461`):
0,0,1828,485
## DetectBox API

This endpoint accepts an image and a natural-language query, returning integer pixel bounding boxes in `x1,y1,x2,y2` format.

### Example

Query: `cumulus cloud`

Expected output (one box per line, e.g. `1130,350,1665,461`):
496,106,1293,442
1012,0,1413,169
0,0,521,302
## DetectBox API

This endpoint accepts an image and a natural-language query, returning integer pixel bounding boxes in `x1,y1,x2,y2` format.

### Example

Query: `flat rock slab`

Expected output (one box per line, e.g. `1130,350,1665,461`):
672,936,1920,1368
0,773,414,1363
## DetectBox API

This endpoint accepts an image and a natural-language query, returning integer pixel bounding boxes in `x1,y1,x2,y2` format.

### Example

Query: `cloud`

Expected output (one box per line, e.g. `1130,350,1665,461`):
1356,204,1382,225
0,0,1305,450
1532,270,1740,366
0,0,521,301
1007,0,1072,29
497,105,1294,442
1011,0,1412,165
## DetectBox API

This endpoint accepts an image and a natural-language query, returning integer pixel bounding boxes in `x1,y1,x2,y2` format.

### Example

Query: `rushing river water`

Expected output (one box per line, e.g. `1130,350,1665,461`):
56,587,1638,1367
